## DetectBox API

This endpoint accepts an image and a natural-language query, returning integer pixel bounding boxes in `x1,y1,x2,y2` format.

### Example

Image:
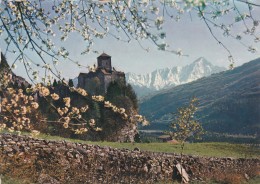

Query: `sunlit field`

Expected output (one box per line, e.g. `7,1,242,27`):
4,132,257,159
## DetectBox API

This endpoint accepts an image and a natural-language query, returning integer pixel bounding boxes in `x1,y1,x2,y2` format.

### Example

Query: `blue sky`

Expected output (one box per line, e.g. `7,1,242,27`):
0,1,259,81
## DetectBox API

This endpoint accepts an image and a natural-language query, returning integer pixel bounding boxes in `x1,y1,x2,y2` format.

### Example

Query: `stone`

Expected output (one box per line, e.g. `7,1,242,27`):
133,147,140,152
175,163,189,184
37,173,60,184
244,173,250,180
66,151,74,158
8,141,16,144
4,146,13,152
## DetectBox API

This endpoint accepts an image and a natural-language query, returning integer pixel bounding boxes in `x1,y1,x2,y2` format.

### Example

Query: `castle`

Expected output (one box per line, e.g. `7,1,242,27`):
78,53,125,95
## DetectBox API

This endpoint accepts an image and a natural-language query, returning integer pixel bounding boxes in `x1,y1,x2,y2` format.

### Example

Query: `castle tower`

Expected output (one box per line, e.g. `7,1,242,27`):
78,53,125,95
97,53,112,71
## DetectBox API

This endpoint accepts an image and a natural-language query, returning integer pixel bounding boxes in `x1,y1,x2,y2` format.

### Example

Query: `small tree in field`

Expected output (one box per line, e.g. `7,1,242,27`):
168,97,203,182
169,97,203,151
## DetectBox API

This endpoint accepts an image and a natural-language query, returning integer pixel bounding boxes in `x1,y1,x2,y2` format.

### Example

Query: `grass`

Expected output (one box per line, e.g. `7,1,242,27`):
27,133,260,158
1,131,259,158
1,175,28,184
248,176,260,184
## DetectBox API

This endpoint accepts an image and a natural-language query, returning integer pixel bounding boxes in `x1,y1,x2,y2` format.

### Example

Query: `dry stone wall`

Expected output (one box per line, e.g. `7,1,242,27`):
0,133,259,184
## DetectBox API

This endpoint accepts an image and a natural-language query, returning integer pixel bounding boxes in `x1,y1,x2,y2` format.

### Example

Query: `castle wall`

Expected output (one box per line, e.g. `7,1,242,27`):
98,59,112,71
78,75,84,88
79,70,126,96
104,75,112,93
78,72,106,95
103,72,126,93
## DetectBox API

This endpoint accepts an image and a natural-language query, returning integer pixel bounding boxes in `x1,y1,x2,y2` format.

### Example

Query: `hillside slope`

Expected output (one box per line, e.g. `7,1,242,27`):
140,58,260,135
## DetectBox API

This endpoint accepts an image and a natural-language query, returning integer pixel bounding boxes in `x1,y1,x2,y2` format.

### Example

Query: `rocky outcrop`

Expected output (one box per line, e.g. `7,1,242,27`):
0,134,259,183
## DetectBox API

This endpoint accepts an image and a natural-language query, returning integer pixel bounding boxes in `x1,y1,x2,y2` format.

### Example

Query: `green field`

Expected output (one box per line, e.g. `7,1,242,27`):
33,133,260,158
1,132,259,158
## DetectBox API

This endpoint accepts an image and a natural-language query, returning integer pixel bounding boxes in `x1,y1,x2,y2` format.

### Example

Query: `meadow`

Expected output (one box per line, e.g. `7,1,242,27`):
33,133,260,159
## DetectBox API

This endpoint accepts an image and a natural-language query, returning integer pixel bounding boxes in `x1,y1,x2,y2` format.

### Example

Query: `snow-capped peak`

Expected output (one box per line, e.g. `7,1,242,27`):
126,57,226,97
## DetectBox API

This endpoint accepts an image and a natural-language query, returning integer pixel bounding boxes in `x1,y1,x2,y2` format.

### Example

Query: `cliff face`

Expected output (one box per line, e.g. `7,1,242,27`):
0,134,259,184
43,83,138,143
99,106,138,143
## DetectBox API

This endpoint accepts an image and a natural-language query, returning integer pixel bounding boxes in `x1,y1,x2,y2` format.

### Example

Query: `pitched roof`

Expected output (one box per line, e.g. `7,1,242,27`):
98,53,111,58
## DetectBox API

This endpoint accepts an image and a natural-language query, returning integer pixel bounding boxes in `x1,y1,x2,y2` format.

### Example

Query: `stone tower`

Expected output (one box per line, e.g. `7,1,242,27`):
78,53,125,95
97,53,112,71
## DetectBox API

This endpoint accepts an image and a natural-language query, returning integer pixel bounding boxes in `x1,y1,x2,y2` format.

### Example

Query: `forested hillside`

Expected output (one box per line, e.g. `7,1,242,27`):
140,58,260,135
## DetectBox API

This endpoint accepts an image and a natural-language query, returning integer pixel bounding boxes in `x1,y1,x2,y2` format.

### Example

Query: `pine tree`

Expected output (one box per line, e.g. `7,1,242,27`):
126,84,138,110
68,79,74,87
106,81,122,101
53,79,58,87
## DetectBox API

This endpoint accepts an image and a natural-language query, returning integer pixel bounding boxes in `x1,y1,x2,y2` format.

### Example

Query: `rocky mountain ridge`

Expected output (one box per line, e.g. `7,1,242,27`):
126,57,226,97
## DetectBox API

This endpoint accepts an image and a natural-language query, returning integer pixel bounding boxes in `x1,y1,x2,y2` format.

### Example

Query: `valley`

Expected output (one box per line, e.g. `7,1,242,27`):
139,58,260,137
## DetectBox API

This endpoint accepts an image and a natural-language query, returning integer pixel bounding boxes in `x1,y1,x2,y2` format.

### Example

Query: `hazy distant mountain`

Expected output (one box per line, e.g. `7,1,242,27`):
140,58,260,135
126,57,226,98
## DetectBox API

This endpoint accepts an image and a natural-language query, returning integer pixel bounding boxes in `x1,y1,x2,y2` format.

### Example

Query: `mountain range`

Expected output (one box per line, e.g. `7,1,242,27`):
126,57,226,98
140,58,260,135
